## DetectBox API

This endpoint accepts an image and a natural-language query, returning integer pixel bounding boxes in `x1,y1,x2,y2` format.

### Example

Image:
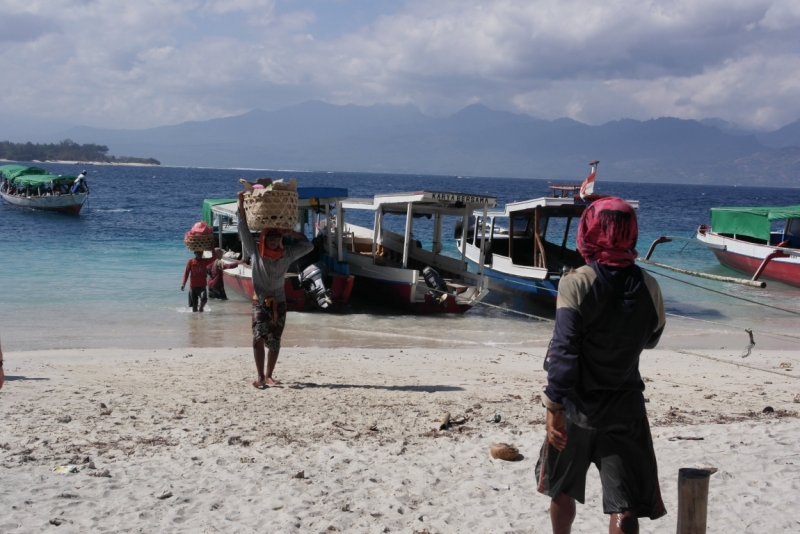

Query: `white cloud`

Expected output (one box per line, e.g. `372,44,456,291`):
203,0,274,15
0,0,799,130
507,53,800,129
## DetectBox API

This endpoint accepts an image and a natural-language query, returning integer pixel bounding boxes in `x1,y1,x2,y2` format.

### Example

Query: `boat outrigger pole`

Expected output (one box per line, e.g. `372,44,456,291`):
641,236,767,288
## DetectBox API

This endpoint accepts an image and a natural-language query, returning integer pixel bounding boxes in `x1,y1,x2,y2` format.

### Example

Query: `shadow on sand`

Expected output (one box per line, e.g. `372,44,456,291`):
4,376,50,382
287,382,464,393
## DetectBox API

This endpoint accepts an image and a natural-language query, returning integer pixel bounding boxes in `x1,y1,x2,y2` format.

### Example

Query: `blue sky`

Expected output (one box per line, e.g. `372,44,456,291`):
1,0,799,131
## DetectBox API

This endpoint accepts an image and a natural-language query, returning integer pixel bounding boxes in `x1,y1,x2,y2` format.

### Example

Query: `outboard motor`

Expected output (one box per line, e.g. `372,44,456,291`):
298,262,332,309
422,266,449,306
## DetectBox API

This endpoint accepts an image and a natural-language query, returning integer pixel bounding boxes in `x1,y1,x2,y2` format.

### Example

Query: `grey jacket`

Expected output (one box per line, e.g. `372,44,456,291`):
238,217,313,304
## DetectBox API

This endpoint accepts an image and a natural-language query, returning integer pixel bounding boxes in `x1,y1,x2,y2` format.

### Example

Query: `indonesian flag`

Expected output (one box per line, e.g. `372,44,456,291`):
580,160,599,200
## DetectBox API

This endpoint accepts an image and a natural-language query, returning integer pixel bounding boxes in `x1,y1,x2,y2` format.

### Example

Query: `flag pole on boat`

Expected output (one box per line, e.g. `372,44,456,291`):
580,160,599,200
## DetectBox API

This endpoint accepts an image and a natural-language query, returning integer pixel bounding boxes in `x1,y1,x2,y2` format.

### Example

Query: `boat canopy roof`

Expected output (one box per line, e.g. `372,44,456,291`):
203,187,349,225
0,165,79,187
342,191,497,216
202,199,236,225
711,206,800,241
490,196,639,217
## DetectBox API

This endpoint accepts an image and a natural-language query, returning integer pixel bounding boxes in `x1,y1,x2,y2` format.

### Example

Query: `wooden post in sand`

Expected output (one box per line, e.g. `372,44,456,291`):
676,468,713,534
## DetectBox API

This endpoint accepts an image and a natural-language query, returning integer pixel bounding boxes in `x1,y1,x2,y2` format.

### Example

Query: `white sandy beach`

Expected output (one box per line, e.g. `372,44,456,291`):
1,343,799,533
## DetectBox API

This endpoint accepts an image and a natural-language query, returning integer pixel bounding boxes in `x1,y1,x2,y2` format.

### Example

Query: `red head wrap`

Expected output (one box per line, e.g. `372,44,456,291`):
259,228,285,260
576,197,638,267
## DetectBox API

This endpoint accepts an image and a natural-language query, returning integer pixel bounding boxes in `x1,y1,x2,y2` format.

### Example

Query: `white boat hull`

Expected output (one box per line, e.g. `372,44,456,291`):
1,191,88,214
331,223,488,313
697,230,800,287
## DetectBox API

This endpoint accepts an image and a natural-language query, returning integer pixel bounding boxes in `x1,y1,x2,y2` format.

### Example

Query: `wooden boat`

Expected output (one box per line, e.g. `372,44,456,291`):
0,165,89,214
333,191,497,314
643,206,800,288
458,192,639,305
204,187,355,311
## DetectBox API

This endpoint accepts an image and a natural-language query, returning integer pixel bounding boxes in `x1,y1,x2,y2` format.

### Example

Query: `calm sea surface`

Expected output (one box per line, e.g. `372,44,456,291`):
1,163,798,352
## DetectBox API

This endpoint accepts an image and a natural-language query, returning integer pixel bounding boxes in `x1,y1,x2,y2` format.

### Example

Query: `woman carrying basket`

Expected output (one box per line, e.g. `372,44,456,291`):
238,191,313,388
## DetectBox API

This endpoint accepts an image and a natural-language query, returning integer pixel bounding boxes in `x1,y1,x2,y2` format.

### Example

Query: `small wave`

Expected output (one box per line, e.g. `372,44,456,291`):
174,306,212,313
94,208,133,213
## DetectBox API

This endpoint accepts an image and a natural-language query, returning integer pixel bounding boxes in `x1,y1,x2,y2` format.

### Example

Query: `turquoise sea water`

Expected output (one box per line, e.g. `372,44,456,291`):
1,162,798,352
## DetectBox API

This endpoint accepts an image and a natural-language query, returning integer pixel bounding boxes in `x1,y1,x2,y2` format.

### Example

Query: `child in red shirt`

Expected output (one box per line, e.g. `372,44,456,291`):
181,251,215,312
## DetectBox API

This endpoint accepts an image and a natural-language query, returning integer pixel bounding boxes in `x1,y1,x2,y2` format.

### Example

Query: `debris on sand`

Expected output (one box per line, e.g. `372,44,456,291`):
53,465,79,474
490,443,519,461
438,412,450,430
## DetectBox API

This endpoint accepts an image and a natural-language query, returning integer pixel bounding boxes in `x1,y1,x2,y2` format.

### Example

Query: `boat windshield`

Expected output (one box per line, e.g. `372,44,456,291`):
781,218,800,247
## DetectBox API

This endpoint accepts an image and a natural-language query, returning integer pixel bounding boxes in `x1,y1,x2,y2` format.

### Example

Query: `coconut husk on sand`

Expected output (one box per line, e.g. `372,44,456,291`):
490,443,519,461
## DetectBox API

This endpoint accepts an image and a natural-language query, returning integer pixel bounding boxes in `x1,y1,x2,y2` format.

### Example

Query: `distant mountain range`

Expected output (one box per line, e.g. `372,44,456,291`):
5,101,800,185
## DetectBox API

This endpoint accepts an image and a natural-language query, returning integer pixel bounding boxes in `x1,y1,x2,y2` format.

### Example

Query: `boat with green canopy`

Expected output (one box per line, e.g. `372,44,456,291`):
647,205,800,287
0,164,89,214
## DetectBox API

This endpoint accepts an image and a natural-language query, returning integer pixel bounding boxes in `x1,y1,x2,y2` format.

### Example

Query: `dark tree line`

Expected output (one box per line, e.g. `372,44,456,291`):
0,139,160,165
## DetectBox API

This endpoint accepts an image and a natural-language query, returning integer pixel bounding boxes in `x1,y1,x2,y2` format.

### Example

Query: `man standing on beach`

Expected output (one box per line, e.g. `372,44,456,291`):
238,192,312,388
536,197,666,534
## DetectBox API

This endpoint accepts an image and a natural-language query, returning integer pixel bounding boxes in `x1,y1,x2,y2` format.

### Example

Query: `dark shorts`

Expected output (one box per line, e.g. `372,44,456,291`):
208,286,227,300
188,286,207,309
535,415,666,519
252,301,287,351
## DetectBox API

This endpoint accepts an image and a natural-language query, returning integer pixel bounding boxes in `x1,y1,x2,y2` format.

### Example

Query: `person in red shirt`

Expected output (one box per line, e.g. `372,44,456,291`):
181,251,215,312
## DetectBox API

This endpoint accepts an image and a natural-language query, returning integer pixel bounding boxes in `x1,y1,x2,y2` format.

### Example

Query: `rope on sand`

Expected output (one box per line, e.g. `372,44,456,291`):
423,285,556,323
662,312,800,342
663,347,800,380
458,288,800,350
641,267,800,317
469,299,555,323
425,262,800,361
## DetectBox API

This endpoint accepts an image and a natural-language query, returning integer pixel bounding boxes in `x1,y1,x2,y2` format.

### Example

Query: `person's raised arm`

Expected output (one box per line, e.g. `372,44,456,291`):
283,228,314,262
237,192,257,258
287,229,308,242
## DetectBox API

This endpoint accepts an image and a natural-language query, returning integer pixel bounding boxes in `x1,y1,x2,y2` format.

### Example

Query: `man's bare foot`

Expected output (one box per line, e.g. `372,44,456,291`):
252,379,266,389
265,377,282,386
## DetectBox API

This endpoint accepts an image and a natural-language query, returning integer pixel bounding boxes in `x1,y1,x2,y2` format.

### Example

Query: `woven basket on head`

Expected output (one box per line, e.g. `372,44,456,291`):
184,232,215,251
244,189,298,231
